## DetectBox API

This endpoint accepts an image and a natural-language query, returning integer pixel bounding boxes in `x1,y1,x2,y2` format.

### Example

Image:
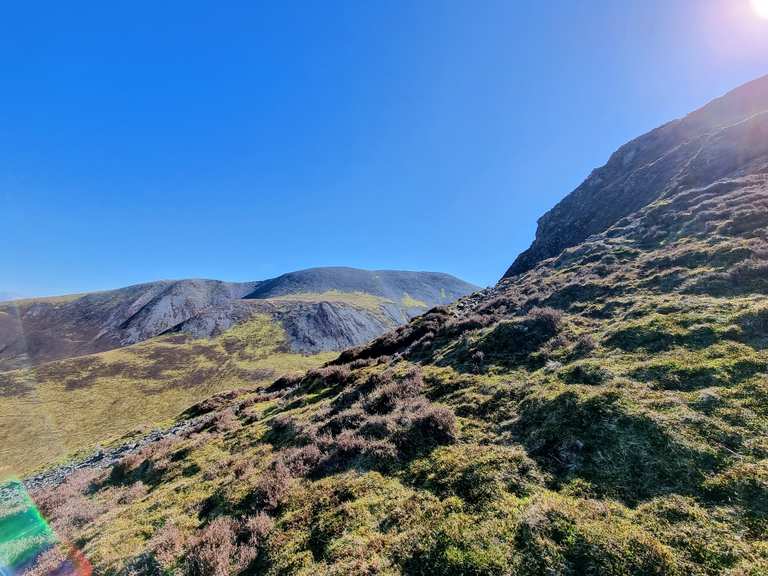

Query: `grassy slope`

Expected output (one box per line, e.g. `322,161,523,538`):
267,290,429,316
264,290,395,310
14,176,768,575
0,315,335,478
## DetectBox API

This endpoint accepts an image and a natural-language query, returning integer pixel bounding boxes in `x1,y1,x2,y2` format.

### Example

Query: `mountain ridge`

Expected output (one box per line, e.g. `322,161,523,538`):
0,267,477,371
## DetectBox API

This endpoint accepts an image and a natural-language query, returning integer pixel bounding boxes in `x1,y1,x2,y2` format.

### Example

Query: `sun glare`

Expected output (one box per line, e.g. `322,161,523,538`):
752,0,768,19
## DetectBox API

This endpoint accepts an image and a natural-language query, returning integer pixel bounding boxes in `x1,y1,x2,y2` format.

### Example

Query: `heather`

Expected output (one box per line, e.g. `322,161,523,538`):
5,171,765,575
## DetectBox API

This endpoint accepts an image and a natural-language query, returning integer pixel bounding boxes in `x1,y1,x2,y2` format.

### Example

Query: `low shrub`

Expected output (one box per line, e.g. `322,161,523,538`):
321,405,367,436
184,517,255,576
528,307,564,334
243,512,274,545
279,444,323,477
32,468,100,517
267,372,304,392
571,333,598,357
247,460,294,512
23,548,71,576
150,522,187,570
560,361,613,385
362,369,422,414
210,408,241,433
117,481,148,505
397,404,457,457
333,308,452,363
32,469,104,539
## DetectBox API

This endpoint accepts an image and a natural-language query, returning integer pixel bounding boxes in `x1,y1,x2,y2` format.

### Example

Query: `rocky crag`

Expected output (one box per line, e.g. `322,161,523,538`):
506,74,768,277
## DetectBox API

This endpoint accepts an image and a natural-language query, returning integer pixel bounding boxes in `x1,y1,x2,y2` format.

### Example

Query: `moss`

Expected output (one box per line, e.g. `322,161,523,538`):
513,493,680,576
703,461,768,531
472,308,565,367
735,306,768,348
630,353,766,392
264,471,442,575
513,385,717,502
407,444,545,505
635,496,757,573
604,313,728,352
405,509,518,576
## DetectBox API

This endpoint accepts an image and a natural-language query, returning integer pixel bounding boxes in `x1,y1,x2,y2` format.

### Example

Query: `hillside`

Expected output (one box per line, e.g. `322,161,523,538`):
0,269,476,477
505,73,768,277
7,77,768,575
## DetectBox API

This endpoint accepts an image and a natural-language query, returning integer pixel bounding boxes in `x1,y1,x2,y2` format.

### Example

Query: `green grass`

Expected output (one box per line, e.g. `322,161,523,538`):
401,292,429,309
266,290,393,312
0,314,335,478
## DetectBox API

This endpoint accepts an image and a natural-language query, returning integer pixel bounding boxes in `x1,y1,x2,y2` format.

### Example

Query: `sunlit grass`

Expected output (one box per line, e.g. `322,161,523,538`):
0,314,336,477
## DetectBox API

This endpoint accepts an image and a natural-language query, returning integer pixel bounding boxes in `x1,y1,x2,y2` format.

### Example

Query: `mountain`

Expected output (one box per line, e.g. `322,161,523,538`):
0,268,475,476
0,268,476,371
0,291,24,302
10,77,768,575
505,74,768,277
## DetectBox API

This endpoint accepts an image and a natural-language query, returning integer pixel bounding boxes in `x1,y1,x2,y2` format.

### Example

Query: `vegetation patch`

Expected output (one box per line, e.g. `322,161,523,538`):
0,315,335,477
512,385,716,502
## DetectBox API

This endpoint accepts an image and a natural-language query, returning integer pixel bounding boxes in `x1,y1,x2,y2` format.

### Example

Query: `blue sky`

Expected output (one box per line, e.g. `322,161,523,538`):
3,0,768,295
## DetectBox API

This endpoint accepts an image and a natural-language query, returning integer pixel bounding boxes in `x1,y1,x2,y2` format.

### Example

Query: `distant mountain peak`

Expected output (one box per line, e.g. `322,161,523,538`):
0,267,477,371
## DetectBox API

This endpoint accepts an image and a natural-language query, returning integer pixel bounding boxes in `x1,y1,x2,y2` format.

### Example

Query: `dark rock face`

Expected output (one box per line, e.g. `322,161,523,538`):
272,301,396,354
0,268,477,370
504,74,768,278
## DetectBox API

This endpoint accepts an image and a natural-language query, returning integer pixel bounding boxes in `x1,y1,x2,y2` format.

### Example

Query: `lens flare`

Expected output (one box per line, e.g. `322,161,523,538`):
0,481,92,575
751,0,768,19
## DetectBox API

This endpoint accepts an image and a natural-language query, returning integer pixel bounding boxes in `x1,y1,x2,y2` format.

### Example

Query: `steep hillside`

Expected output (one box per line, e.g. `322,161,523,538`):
0,268,476,371
505,73,768,277
243,267,469,304
9,78,768,575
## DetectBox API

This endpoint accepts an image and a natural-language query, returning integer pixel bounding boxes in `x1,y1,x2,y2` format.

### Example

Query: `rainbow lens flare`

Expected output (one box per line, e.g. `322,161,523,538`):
0,481,92,575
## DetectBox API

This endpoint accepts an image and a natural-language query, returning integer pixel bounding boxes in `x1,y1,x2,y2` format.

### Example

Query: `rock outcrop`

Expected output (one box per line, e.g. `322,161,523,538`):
504,74,768,278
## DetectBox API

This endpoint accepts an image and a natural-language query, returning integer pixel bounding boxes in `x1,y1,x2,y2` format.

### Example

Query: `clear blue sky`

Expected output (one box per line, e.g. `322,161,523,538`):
3,0,768,296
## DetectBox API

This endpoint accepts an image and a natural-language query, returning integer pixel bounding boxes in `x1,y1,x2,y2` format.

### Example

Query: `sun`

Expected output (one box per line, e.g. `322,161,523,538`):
752,0,768,19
